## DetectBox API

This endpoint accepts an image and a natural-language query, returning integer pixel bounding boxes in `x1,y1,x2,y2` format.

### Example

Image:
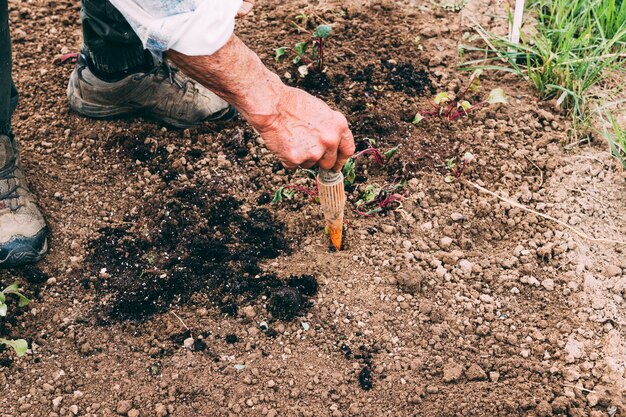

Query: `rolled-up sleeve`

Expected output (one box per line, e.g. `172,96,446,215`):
108,0,242,56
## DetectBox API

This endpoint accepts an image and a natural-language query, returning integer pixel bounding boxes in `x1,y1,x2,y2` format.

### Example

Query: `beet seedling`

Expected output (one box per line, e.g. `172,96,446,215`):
272,169,319,204
445,151,475,183
413,72,507,124
275,24,333,75
342,139,400,186
355,180,407,216
0,283,30,357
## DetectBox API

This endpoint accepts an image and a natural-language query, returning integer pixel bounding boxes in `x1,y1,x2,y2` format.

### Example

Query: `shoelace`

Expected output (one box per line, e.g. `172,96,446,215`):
0,151,19,202
132,62,195,93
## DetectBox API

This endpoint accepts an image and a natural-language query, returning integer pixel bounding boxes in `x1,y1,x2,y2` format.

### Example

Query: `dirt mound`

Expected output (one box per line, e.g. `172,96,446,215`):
82,183,316,322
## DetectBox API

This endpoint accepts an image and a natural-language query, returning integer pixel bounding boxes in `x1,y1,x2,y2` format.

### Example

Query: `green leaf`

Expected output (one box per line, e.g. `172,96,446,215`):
469,69,482,92
3,283,30,308
0,338,28,357
272,187,285,204
412,113,424,125
0,291,5,303
384,145,400,160
274,47,287,62
313,24,332,39
444,175,455,183
446,158,457,170
0,302,6,317
434,92,450,105
283,189,295,199
363,138,376,146
359,184,382,205
487,88,508,104
459,100,472,111
342,158,356,185
293,41,309,64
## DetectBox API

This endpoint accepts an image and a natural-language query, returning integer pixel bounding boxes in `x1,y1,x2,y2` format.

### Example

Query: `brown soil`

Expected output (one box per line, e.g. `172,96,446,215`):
1,0,625,416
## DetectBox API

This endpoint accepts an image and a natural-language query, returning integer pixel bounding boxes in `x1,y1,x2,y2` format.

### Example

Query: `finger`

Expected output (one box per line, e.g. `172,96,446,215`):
317,148,338,171
236,1,254,17
332,129,355,172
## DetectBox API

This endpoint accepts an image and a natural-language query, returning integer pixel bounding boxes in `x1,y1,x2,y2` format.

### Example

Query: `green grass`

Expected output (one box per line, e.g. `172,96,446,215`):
460,0,626,137
599,110,626,166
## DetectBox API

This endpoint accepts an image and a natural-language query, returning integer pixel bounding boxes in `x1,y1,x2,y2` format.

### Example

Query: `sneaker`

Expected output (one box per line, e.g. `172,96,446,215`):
67,54,237,128
0,134,48,268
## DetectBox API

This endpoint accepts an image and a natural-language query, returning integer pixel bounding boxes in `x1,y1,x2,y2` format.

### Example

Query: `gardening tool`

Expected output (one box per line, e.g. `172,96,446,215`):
317,168,345,250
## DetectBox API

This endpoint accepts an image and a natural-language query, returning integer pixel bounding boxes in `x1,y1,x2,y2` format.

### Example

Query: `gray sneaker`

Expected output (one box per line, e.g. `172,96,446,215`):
67,54,236,128
0,134,48,268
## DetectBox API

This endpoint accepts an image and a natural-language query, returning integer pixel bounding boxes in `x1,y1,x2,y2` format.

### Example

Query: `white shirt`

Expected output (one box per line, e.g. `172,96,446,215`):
109,0,242,56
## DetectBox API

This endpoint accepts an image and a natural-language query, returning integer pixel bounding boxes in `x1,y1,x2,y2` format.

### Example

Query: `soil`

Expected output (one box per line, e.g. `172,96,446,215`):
1,0,625,416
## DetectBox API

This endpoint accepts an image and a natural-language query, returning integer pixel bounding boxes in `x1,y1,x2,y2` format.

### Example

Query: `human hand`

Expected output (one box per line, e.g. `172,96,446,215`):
237,0,255,17
248,86,355,171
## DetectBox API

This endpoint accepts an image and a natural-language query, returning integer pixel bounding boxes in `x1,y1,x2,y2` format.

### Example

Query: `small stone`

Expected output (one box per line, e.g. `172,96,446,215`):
465,364,487,381
439,237,453,249
46,277,57,285
541,279,555,291
183,337,194,349
242,306,256,319
116,400,133,415
489,371,500,382
155,404,168,417
402,240,412,250
442,362,463,382
606,265,621,277
564,338,584,359
450,212,465,222
69,405,79,415
381,225,395,234
52,396,63,409
128,410,140,417
266,380,276,388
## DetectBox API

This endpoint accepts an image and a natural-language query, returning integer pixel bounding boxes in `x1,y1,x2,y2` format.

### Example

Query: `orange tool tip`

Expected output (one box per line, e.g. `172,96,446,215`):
329,223,343,250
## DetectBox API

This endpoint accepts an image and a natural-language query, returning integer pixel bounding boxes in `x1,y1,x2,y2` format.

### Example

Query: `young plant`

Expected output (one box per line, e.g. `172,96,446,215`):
444,151,475,183
598,111,626,168
412,72,507,125
355,180,407,216
342,139,400,186
0,283,30,357
275,24,333,75
272,169,319,205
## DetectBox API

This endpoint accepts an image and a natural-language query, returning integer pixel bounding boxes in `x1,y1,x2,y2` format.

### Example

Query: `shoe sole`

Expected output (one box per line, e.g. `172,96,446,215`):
67,79,238,129
0,228,48,269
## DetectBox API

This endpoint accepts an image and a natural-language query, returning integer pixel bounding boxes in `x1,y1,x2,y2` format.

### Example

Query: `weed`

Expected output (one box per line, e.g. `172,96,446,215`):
275,24,333,75
461,0,626,133
412,71,507,125
0,283,30,357
343,139,400,186
598,111,626,168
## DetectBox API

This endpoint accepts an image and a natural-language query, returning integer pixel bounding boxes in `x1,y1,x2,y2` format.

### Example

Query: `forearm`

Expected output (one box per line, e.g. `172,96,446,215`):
167,35,283,127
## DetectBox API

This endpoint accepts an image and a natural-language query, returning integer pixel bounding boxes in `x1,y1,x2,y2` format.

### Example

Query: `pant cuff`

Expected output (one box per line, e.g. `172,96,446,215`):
83,44,152,74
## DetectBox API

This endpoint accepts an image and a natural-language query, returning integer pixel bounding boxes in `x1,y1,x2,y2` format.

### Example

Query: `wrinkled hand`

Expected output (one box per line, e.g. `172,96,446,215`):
237,0,254,17
250,86,355,171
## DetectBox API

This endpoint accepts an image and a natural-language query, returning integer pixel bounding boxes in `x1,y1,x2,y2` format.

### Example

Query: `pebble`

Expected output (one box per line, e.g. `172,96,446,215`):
381,225,396,234
183,337,194,349
489,371,500,382
402,240,412,250
69,405,79,415
439,237,453,249
442,362,463,382
450,212,465,222
155,404,168,417
116,400,133,415
128,409,140,417
606,265,622,277
541,279,555,291
52,396,63,409
465,364,487,381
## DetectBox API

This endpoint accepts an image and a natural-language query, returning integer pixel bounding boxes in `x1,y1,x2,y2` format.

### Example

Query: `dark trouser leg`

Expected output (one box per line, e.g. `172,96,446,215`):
81,0,153,78
0,0,17,136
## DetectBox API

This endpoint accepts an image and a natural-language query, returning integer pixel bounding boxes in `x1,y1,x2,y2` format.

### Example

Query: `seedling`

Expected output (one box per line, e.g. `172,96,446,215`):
343,139,400,186
0,283,30,357
445,151,475,183
355,180,407,216
272,169,319,204
412,72,507,124
275,24,333,75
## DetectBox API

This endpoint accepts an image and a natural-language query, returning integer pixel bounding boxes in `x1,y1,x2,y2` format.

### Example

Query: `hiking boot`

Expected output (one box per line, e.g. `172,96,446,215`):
67,54,236,128
0,134,48,268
